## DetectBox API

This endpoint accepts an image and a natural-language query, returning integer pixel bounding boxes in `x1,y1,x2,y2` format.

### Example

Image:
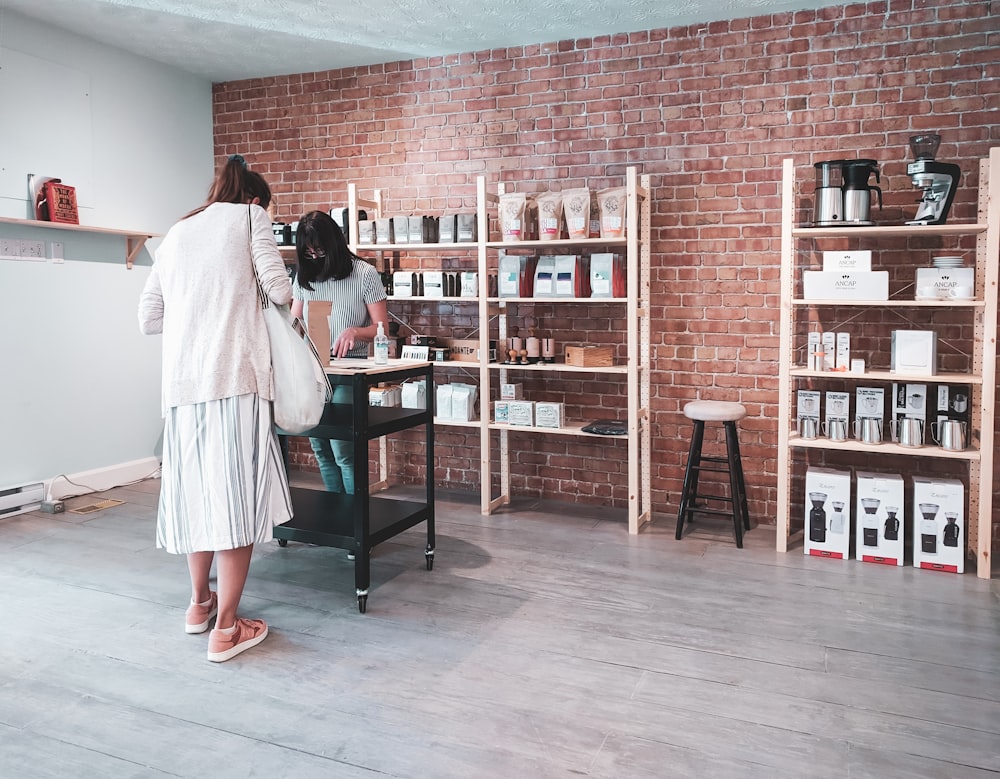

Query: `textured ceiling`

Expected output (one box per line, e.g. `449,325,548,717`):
1,0,834,82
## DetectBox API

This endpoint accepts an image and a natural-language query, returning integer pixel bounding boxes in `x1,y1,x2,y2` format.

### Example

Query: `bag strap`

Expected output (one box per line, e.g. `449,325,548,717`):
248,204,270,309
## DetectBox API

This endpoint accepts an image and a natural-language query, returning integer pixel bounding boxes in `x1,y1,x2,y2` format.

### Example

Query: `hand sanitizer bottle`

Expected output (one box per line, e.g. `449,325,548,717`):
374,321,389,365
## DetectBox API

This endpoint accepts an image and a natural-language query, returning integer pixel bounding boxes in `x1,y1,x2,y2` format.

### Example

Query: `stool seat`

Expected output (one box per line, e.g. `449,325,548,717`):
684,400,747,423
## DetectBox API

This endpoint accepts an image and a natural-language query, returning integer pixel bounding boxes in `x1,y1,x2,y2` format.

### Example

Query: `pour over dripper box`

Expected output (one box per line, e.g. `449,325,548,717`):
804,467,852,559
912,477,965,573
855,472,905,566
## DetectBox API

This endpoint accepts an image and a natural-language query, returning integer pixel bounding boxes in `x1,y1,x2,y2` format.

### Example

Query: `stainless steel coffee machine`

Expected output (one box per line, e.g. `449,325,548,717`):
812,159,882,226
906,134,961,225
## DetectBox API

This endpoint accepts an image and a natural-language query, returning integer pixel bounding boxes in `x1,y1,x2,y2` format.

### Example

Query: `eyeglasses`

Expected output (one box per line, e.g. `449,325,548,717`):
306,248,326,260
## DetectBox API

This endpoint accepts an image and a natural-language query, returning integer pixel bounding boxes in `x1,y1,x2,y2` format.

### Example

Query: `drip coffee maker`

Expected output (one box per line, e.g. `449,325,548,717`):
811,159,882,226
919,503,940,553
829,501,845,534
883,506,900,541
809,491,828,543
906,134,961,225
943,513,961,547
842,159,881,224
861,498,880,546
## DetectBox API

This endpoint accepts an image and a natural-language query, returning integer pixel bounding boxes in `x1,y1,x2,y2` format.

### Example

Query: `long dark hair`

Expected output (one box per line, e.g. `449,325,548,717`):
295,210,359,290
183,154,272,219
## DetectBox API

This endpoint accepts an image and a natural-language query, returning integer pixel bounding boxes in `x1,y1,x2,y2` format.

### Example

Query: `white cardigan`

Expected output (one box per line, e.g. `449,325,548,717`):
138,202,292,413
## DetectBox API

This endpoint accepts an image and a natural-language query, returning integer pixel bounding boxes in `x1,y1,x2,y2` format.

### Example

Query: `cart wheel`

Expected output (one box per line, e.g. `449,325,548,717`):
277,538,288,547
358,595,367,613
425,546,435,571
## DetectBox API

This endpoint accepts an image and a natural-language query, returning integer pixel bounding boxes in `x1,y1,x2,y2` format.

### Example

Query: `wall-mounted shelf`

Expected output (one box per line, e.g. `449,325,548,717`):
0,216,159,269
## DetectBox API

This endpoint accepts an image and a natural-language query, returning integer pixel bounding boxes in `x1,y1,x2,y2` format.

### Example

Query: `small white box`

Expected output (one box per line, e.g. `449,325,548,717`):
891,330,937,375
508,400,535,427
824,391,850,423
369,385,401,407
855,472,905,566
821,332,836,372
802,271,889,301
500,383,523,400
797,389,821,419
835,332,851,371
804,467,852,560
493,401,510,424
822,250,872,272
912,477,965,573
534,402,565,429
915,267,975,299
855,387,885,420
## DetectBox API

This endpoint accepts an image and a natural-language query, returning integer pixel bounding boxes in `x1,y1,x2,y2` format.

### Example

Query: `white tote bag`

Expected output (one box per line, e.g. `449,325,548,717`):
262,302,331,434
249,207,331,434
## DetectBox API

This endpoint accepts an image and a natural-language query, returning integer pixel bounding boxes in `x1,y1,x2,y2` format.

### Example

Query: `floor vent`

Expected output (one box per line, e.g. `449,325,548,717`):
70,499,125,515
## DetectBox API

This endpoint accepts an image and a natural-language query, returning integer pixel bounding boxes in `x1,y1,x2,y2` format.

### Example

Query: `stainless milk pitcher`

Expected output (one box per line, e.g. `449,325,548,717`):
853,417,882,444
932,419,968,451
798,417,819,440
824,418,848,441
890,417,924,447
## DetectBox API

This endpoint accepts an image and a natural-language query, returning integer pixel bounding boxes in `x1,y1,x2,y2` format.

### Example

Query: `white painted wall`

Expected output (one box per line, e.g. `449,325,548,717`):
0,12,214,498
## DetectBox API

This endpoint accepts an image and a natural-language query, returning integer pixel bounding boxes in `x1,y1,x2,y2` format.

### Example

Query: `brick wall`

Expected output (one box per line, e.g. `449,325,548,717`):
213,0,1000,546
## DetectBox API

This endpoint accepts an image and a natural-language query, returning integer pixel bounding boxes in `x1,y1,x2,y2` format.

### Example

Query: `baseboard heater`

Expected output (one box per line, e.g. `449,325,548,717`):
0,482,45,517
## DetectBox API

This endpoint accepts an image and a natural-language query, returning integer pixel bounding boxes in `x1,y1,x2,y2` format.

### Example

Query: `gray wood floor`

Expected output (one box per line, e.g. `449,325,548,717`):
1,476,998,778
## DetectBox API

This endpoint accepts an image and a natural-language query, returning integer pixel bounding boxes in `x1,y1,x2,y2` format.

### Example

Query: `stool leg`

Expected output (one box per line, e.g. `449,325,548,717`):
675,420,705,540
727,422,751,531
724,421,745,548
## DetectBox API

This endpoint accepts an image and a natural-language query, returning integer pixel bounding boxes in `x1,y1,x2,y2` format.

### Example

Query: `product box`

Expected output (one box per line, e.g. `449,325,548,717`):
836,332,851,371
493,400,510,424
507,400,535,427
915,267,975,300
822,332,836,372
931,384,971,432
855,472,905,566
534,402,565,429
912,477,965,573
806,331,822,370
802,271,889,301
797,389,821,421
822,250,872,272
369,384,402,407
892,383,928,442
434,337,496,364
891,330,937,375
305,300,333,363
564,345,614,367
804,467,852,559
500,382,523,400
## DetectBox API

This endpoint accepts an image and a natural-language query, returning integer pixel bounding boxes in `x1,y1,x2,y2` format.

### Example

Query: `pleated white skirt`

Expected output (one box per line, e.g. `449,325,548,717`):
156,394,293,555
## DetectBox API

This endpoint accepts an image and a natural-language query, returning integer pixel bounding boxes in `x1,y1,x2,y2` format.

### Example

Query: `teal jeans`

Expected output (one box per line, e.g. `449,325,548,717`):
310,384,354,494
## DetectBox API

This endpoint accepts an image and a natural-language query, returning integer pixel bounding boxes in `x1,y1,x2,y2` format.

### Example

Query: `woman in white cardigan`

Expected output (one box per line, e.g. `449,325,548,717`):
138,155,292,662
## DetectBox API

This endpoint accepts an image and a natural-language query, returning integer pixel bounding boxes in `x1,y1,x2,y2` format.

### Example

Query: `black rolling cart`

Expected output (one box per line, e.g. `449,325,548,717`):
274,359,434,613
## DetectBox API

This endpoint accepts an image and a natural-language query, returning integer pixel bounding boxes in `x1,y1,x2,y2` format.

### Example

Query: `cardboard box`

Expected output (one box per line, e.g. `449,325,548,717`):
500,382,523,400
822,250,872,272
435,337,496,363
534,402,565,429
493,400,509,424
822,332,836,372
804,467,852,560
507,400,535,427
836,332,851,371
855,472,905,566
891,330,937,375
564,345,614,367
305,300,333,363
912,477,965,573
915,267,975,299
802,271,889,301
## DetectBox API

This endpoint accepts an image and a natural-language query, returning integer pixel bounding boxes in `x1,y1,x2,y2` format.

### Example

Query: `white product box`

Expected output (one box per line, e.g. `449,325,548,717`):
912,477,965,573
423,271,444,298
836,332,851,371
493,400,509,424
824,391,850,423
915,267,975,299
369,384,401,407
804,467,852,560
500,382,523,400
822,250,872,272
891,330,937,375
855,472,905,566
802,271,889,301
401,380,427,409
534,402,565,429
807,331,822,370
797,389,821,420
822,332,836,372
460,271,478,297
507,400,535,427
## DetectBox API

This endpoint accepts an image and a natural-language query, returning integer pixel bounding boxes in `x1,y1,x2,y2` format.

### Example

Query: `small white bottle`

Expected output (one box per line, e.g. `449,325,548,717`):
373,321,389,365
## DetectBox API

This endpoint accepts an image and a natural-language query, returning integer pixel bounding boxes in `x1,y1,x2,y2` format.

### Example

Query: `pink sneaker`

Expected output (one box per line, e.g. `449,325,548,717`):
185,592,218,634
207,618,268,662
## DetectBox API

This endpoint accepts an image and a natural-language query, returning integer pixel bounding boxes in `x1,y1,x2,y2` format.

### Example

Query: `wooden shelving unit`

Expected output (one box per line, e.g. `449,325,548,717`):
776,149,999,578
0,216,158,268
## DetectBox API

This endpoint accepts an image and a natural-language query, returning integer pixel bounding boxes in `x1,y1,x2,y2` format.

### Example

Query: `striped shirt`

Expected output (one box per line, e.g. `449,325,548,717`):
293,259,386,358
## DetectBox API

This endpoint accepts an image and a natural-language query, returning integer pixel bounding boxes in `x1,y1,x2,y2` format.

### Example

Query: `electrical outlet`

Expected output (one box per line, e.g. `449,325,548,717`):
0,238,20,259
21,240,45,260
51,241,64,263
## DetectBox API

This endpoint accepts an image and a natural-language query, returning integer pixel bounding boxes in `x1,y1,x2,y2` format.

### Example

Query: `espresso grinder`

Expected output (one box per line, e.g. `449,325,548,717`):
906,134,961,225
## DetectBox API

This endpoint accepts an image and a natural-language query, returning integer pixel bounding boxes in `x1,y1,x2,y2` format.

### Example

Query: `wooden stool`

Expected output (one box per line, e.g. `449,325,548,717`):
675,400,751,548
